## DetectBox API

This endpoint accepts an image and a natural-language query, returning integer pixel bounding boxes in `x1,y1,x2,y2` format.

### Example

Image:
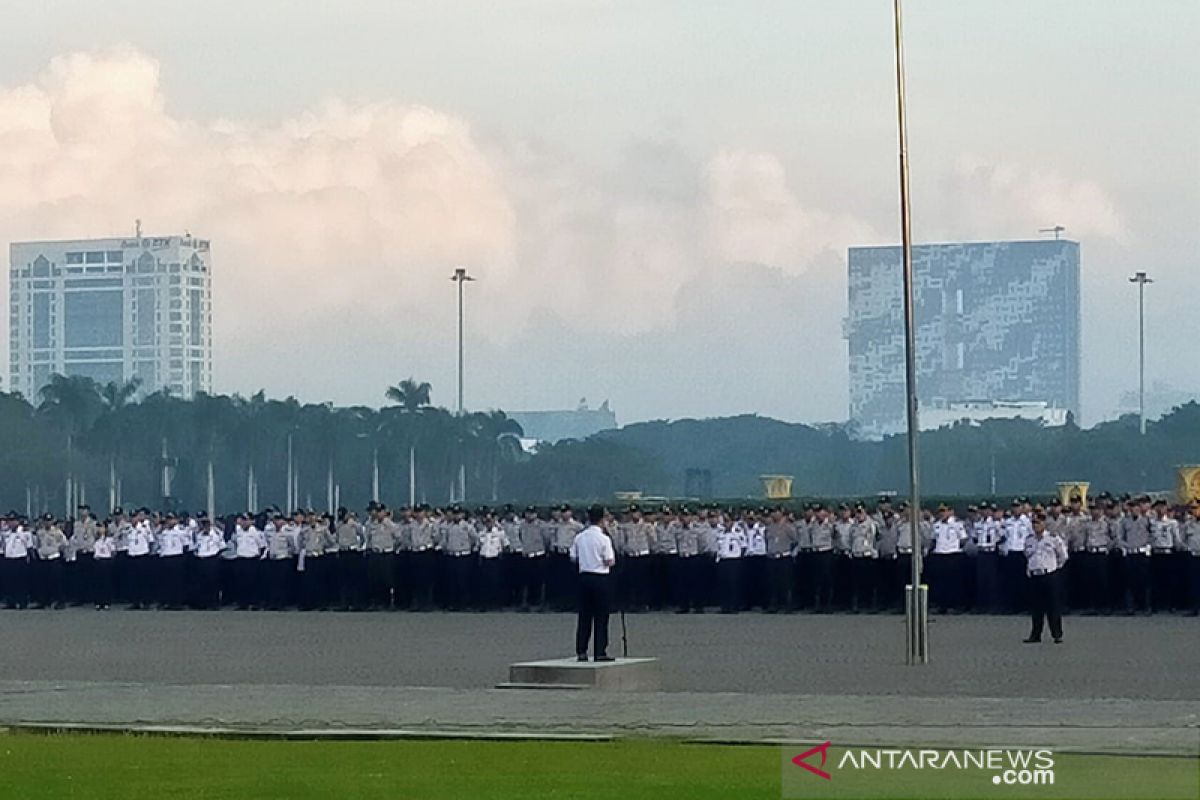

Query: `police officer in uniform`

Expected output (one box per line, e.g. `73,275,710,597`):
69,504,97,604
191,513,225,609
809,505,836,612
407,505,438,610
1183,501,1200,616
439,506,475,610
475,510,510,609
973,503,1002,613
363,503,395,610
1080,502,1113,614
1119,497,1153,614
764,507,796,612
1023,514,1068,644
848,504,878,612
34,514,68,608
334,508,365,610
714,516,746,613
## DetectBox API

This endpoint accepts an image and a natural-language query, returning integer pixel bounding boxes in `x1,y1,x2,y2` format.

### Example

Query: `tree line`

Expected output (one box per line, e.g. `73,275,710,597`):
2,374,1196,514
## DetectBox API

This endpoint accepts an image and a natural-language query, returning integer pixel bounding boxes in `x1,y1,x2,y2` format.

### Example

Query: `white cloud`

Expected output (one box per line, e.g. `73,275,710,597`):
933,155,1127,244
0,47,871,405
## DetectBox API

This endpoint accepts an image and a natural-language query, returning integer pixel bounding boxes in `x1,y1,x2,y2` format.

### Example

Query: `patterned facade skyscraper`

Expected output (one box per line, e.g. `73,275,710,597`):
9,234,213,399
845,239,1080,438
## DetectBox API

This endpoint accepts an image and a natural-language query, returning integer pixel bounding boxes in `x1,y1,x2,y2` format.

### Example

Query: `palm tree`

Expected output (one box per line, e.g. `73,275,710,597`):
384,378,433,506
91,379,141,511
37,374,104,514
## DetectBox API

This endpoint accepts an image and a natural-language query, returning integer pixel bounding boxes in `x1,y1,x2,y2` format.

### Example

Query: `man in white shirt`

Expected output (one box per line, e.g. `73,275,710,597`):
569,505,616,662
4,515,35,609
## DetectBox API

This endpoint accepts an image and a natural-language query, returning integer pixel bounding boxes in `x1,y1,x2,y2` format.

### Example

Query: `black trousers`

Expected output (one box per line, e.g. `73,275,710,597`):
1151,553,1175,611
235,557,259,608
1081,551,1111,611
37,559,65,607
190,556,220,609
4,558,29,607
299,556,327,610
68,554,93,604
127,556,153,608
1028,571,1063,640
1001,553,1026,612
158,556,186,608
929,553,964,611
975,552,1000,612
1188,556,1200,614
365,552,394,609
767,556,793,611
716,558,741,613
409,550,436,609
93,557,114,607
265,558,293,609
1124,554,1151,612
742,555,767,610
519,555,546,609
575,573,611,658
849,556,876,611
478,556,504,609
619,556,650,610
337,551,364,609
810,551,835,611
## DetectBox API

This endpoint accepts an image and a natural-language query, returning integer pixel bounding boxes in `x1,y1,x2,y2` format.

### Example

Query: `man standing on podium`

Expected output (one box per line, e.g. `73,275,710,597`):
571,505,616,662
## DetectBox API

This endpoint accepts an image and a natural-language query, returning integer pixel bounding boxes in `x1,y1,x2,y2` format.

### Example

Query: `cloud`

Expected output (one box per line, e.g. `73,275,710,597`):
0,47,867,407
932,155,1127,244
701,149,875,272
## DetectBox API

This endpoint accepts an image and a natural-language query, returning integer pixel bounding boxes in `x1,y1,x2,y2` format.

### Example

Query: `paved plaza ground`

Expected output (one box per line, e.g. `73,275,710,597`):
0,610,1196,755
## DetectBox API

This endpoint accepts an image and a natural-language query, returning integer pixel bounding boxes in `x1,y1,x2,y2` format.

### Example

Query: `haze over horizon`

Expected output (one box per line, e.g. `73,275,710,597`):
1,1,1196,427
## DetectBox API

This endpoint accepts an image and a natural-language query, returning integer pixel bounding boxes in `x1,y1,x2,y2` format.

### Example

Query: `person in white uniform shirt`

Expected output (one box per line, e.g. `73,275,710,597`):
1023,514,1069,644
156,512,191,609
91,525,116,609
232,513,266,610
475,510,510,610
191,512,226,609
569,505,616,662
715,518,746,614
929,505,968,614
4,515,35,609
124,509,156,610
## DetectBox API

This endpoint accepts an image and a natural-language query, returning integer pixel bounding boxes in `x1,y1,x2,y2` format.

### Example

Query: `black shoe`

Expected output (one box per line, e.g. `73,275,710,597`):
1022,637,1041,644
594,655,615,662
576,654,588,662
1053,637,1063,644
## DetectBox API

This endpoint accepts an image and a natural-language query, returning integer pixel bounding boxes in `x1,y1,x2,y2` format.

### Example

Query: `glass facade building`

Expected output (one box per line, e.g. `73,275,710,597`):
9,235,213,399
845,239,1080,439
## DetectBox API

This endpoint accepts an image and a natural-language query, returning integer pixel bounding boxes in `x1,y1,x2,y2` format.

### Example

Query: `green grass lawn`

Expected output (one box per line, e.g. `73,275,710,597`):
0,733,1194,800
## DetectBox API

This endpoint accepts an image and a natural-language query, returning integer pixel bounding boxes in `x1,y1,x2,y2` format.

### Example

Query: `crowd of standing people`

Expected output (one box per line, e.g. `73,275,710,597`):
1,494,1197,616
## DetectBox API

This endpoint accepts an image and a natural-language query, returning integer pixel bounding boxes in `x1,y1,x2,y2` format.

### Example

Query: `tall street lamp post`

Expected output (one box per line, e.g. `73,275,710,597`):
1129,271,1153,436
893,0,928,665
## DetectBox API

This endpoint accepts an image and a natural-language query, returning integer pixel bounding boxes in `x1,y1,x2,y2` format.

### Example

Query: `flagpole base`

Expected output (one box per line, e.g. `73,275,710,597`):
905,584,929,664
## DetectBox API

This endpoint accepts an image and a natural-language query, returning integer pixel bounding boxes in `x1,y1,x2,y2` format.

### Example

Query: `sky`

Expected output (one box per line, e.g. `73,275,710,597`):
0,0,1196,426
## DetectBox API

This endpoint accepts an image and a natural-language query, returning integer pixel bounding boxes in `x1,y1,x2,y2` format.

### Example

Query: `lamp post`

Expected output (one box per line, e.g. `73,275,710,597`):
451,267,476,501
893,0,927,665
1129,272,1152,436
451,267,476,416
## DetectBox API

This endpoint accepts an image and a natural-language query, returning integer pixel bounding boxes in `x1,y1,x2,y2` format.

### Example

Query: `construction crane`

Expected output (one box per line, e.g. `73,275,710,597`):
1039,225,1066,240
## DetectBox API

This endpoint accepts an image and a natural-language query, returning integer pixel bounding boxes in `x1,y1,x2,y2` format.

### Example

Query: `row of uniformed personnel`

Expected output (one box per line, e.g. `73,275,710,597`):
2,495,1198,614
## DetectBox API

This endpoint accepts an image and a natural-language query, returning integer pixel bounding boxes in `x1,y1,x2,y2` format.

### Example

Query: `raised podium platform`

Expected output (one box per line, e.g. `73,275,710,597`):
499,658,661,691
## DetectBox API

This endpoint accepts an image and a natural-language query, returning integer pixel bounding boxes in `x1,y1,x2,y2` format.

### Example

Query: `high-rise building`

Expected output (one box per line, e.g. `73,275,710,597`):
845,239,1080,438
9,233,213,400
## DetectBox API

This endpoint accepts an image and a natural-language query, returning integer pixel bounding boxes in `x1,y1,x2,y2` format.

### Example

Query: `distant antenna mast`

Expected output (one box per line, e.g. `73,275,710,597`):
135,218,143,241
1039,225,1065,240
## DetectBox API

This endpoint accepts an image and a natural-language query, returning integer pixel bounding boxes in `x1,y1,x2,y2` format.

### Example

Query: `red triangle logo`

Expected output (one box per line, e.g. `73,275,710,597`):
792,741,833,780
